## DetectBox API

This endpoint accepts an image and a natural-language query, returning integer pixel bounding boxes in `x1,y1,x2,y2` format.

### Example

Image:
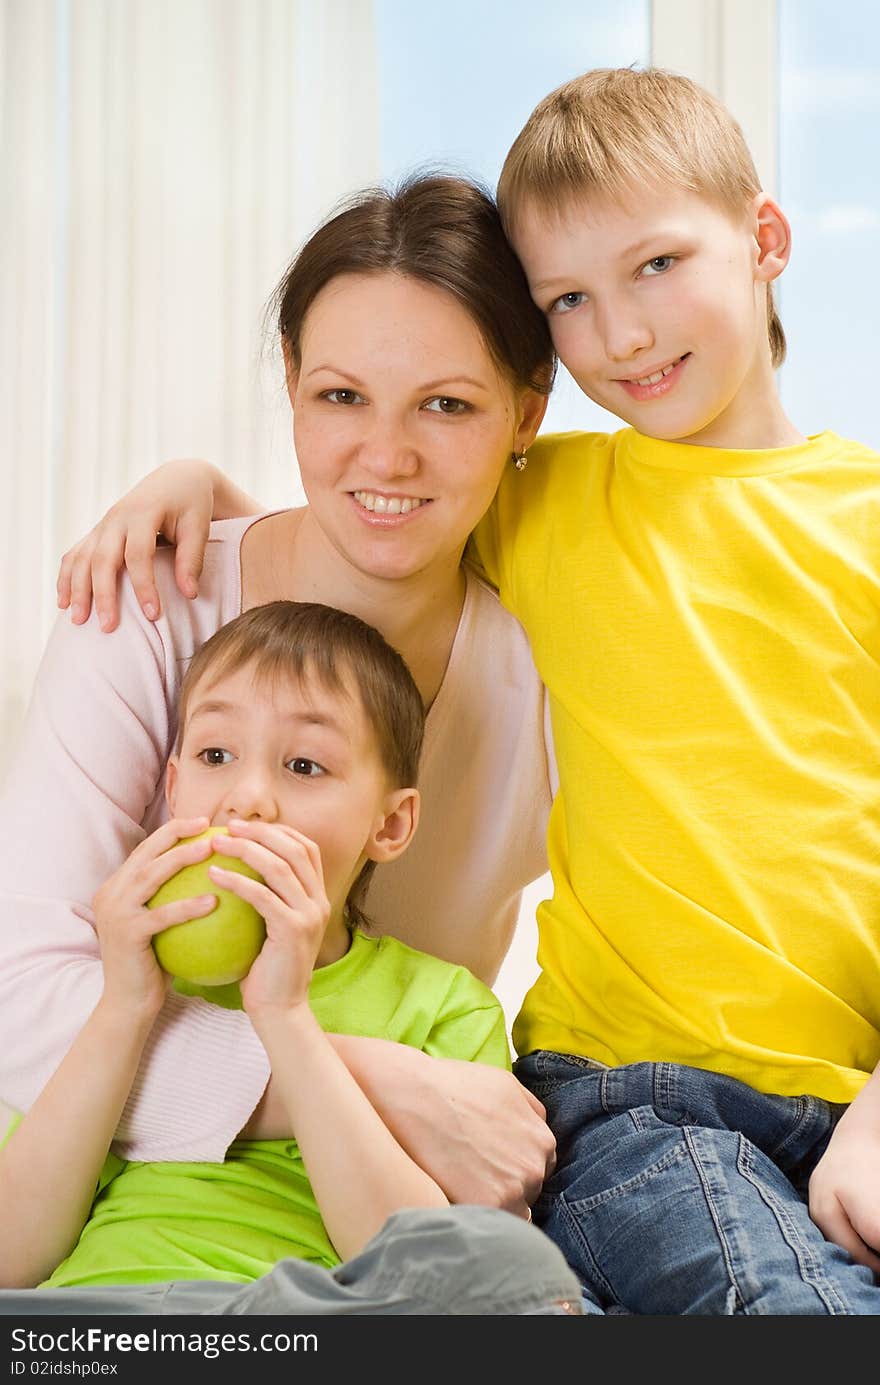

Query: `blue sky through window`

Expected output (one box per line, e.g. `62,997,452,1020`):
374,0,649,435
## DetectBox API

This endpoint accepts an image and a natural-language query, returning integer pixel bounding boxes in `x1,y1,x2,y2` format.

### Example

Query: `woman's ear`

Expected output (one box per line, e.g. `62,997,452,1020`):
752,193,792,285
514,386,550,454
366,787,420,866
282,335,300,409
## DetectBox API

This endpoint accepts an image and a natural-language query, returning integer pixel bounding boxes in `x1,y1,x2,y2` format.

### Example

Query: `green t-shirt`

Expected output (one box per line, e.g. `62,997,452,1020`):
43,930,510,1287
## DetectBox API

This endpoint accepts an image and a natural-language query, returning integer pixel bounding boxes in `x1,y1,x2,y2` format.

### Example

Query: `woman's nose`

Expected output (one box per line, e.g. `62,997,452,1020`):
358,423,420,480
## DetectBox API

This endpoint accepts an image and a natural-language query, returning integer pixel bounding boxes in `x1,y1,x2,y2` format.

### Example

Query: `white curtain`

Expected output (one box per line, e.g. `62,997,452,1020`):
0,0,380,772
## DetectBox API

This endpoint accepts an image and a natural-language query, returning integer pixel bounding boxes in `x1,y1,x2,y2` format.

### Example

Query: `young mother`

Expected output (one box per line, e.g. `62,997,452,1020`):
0,175,556,1211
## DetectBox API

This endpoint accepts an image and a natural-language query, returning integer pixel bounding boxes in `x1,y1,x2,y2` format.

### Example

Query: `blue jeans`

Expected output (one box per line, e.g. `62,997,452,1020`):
515,1053,880,1315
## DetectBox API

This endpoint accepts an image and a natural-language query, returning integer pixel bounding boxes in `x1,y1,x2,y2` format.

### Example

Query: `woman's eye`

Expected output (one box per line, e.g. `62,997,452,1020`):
423,396,469,415
323,388,365,405
549,291,587,315
199,748,232,766
641,256,675,276
288,757,325,778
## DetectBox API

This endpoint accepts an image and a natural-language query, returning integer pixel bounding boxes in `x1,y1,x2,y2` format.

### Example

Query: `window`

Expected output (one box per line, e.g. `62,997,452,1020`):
375,0,650,434
777,0,880,447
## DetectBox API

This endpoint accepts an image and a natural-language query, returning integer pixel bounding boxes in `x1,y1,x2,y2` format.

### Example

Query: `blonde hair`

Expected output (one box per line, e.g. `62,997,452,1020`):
497,66,786,368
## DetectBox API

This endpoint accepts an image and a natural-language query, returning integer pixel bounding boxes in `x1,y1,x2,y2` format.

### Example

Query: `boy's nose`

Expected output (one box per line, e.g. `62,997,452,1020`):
599,304,654,364
220,773,279,824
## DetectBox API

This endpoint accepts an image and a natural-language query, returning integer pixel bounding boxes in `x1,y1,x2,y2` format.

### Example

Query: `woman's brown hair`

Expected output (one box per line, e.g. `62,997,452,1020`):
269,171,557,394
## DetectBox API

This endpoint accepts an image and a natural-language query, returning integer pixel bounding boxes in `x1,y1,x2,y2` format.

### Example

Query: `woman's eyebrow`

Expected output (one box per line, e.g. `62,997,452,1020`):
304,364,365,384
306,363,491,395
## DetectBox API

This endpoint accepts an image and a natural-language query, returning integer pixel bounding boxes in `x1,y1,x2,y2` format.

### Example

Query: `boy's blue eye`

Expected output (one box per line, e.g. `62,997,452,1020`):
199,747,233,766
549,291,587,315
642,256,674,276
288,757,325,777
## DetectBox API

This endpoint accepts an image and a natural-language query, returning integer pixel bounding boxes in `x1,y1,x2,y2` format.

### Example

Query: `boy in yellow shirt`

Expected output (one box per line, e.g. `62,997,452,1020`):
467,65,880,1314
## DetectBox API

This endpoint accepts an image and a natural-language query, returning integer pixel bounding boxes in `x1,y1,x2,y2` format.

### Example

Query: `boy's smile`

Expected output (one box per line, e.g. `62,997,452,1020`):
616,352,690,401
511,183,801,450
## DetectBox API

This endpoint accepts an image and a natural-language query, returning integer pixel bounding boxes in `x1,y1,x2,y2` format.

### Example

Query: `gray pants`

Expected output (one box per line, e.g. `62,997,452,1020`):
0,1207,582,1316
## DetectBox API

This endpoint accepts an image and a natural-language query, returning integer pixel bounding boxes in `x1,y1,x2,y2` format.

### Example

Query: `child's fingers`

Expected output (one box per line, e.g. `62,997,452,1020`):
135,834,221,900
146,893,218,938
228,819,322,870
125,817,212,869
210,838,324,911
220,823,324,895
208,864,324,930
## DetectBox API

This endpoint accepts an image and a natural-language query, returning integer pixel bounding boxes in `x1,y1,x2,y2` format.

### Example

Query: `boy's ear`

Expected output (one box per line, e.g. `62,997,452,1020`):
366,787,420,866
164,756,179,814
752,193,792,285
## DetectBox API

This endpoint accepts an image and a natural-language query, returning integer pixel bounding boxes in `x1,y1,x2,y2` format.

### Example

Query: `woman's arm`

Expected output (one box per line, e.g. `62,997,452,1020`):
57,460,263,633
331,1036,556,1217
0,571,270,1162
241,1036,554,1216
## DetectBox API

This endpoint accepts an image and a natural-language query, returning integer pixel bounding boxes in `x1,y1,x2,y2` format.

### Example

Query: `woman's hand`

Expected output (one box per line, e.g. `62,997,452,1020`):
809,1069,880,1276
394,1057,556,1217
56,458,262,633
335,1037,557,1218
93,816,217,1019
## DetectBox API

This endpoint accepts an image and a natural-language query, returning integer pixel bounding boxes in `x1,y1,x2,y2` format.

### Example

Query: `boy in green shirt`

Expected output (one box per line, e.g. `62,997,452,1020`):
0,600,580,1316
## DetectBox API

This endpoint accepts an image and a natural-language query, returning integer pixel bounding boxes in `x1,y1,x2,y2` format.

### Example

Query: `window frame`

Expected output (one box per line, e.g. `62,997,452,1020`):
651,0,778,196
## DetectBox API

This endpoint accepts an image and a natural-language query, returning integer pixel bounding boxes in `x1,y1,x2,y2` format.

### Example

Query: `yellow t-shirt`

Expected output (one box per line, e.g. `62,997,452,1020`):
472,427,880,1103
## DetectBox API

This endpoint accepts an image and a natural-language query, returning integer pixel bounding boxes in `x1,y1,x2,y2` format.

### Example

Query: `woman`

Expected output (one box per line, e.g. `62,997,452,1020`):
0,175,556,1214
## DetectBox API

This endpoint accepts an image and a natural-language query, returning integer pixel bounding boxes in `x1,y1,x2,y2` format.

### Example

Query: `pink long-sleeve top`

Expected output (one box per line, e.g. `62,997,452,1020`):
0,515,553,1162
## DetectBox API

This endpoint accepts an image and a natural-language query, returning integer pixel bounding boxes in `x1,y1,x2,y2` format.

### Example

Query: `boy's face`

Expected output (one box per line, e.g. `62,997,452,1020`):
166,662,413,923
511,183,786,449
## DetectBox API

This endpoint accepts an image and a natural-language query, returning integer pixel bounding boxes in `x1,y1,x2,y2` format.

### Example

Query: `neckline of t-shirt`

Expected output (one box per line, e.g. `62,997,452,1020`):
419,565,476,751
309,926,376,999
622,427,840,477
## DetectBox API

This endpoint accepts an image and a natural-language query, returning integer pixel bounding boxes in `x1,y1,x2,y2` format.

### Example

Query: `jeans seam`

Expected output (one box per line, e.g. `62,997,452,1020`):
556,1194,618,1309
766,1093,831,1168
736,1137,850,1315
682,1125,745,1313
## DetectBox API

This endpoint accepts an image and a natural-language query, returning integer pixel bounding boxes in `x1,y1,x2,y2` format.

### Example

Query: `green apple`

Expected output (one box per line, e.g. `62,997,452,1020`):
148,826,267,985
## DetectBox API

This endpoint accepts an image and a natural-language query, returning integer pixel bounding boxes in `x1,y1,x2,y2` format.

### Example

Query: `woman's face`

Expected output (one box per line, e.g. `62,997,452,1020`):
287,271,545,583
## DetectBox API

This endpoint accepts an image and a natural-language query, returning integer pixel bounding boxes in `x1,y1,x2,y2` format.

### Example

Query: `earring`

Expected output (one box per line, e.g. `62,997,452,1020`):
513,449,528,471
